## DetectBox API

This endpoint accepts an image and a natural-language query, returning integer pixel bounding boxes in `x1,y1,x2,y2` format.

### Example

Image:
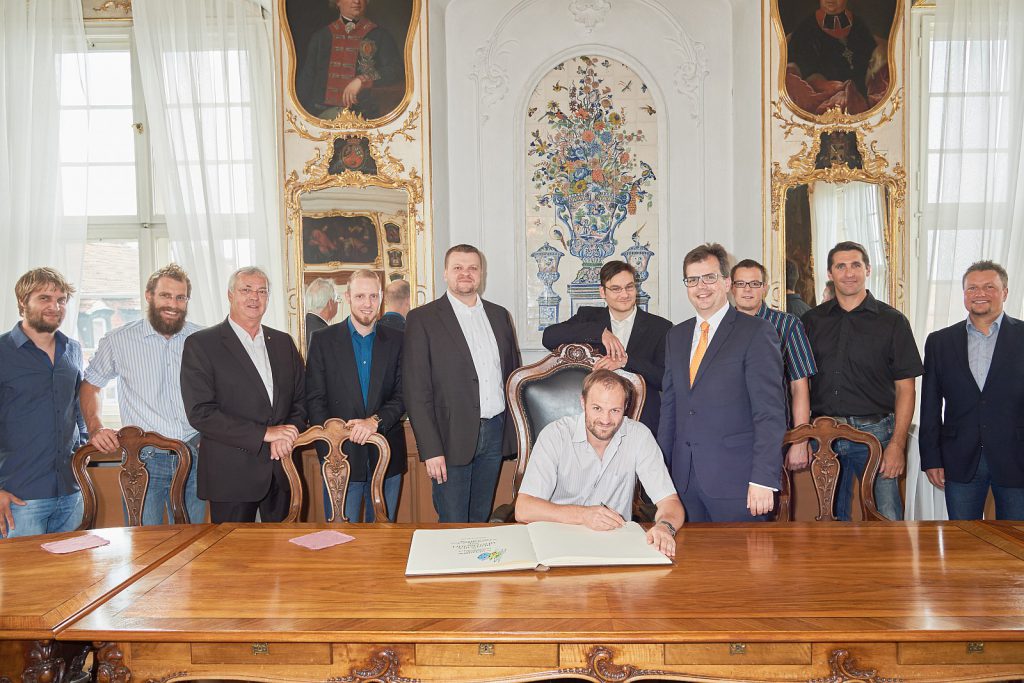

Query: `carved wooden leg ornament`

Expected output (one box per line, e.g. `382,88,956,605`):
561,646,675,683
93,642,132,683
21,640,65,683
327,648,419,683
808,648,903,683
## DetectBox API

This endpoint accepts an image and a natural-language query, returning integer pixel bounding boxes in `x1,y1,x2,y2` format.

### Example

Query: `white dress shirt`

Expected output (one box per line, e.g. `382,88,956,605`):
609,306,637,349
447,291,504,418
228,317,274,402
689,303,730,363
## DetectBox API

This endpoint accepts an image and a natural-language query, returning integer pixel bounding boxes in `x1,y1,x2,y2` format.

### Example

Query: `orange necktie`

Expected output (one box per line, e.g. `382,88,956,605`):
689,321,709,387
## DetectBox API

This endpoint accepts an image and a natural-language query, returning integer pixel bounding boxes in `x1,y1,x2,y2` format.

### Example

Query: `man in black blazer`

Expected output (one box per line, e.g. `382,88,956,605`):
303,277,337,351
542,260,672,434
181,267,306,523
921,260,1024,520
404,244,522,522
306,270,406,522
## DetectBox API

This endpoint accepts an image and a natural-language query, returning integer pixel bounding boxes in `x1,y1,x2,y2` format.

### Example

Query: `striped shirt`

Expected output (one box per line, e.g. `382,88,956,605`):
966,312,1003,390
518,414,676,521
84,318,203,441
756,303,817,383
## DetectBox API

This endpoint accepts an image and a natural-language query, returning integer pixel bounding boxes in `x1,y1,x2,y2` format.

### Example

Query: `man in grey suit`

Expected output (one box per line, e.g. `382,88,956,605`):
403,244,521,522
657,243,787,522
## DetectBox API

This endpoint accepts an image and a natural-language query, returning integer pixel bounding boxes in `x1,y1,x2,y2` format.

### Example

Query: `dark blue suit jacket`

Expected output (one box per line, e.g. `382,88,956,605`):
920,315,1024,487
657,306,787,498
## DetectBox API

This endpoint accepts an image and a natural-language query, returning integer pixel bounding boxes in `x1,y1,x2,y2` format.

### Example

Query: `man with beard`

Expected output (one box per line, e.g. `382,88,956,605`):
81,264,206,525
306,270,406,521
0,268,86,537
515,369,683,557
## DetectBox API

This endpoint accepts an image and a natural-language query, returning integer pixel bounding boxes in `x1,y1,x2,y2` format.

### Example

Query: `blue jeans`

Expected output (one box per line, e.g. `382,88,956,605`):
834,414,904,521
945,450,1024,520
132,436,205,526
337,474,402,522
7,491,84,538
431,414,505,523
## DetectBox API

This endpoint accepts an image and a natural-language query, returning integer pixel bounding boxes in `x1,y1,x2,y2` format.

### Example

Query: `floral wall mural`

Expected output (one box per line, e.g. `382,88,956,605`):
525,55,659,345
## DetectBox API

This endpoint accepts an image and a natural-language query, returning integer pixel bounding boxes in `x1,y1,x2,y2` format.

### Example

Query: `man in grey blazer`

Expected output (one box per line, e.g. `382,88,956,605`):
657,243,787,522
403,244,521,522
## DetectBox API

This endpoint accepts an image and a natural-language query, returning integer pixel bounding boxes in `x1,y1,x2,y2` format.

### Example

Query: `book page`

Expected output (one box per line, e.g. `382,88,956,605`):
526,521,672,567
405,525,540,576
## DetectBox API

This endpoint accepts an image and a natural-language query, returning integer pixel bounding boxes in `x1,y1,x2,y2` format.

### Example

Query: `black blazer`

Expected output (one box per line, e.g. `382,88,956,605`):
305,321,407,481
403,294,522,466
920,315,1024,487
305,312,329,351
542,305,672,434
181,319,306,503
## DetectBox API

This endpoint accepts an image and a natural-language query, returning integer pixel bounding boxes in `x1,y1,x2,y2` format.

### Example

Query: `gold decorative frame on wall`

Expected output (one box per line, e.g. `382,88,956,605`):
285,105,424,347
771,0,904,124
767,101,908,311
280,0,421,129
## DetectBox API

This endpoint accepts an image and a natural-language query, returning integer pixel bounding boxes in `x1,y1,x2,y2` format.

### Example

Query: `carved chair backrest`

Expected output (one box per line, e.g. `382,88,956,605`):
779,416,885,522
72,427,192,529
290,418,392,523
506,343,646,500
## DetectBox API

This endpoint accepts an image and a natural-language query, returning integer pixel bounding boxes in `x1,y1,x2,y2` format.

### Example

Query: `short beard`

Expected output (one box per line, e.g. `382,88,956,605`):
25,315,60,334
148,305,187,336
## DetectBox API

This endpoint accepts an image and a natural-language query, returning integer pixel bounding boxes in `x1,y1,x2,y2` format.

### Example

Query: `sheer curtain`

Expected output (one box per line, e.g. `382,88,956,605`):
0,0,88,332
133,0,284,328
905,0,1024,519
810,181,888,299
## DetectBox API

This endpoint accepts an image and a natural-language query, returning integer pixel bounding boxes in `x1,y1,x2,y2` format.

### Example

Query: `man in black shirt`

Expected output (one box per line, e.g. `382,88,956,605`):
803,241,922,520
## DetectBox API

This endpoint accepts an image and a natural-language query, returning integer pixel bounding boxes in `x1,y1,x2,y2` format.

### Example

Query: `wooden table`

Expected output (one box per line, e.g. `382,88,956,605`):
56,521,1024,682
0,524,211,681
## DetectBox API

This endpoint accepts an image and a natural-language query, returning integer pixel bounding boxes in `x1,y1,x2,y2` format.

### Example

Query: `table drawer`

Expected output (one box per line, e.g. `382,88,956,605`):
900,642,1024,665
416,643,558,667
191,642,332,665
666,642,812,665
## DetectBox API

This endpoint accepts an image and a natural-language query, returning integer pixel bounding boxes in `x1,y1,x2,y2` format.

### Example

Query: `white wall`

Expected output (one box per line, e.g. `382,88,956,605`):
430,0,763,347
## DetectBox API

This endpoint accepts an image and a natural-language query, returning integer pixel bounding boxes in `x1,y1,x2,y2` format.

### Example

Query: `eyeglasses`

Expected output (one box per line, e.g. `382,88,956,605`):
238,287,269,298
732,280,764,289
683,273,723,288
603,283,637,294
156,293,190,303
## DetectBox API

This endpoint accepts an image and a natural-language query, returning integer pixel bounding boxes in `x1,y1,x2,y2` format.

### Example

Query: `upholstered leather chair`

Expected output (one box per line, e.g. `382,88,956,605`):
776,416,886,522
72,426,193,529
492,343,646,522
289,417,391,523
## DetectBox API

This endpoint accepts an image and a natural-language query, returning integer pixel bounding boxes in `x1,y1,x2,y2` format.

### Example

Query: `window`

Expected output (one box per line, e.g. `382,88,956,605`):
63,25,171,428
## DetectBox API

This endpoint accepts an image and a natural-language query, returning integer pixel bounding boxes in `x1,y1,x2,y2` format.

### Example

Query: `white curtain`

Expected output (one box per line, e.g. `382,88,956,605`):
905,0,1024,519
133,0,284,328
0,0,88,332
810,181,888,300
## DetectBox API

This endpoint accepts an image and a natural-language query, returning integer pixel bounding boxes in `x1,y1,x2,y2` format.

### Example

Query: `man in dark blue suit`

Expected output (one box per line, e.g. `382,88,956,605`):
657,243,787,522
920,260,1024,520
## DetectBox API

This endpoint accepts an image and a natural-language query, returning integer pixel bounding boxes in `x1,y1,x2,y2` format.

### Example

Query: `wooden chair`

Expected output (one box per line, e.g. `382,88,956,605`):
72,426,192,529
493,343,646,522
777,416,886,522
288,418,391,522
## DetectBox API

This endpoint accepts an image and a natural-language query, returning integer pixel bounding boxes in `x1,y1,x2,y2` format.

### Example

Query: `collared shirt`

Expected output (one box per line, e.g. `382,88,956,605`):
803,291,923,417
609,306,637,349
966,312,1004,390
0,323,85,499
347,317,376,407
228,317,274,402
689,303,730,363
518,414,676,521
756,303,817,384
446,290,504,418
84,318,202,441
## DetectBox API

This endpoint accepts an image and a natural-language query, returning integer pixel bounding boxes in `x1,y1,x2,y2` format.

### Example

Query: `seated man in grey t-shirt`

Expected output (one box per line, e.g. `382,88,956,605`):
515,369,685,557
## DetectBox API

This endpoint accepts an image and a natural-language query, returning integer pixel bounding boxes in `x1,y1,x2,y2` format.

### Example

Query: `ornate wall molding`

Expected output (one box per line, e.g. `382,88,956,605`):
569,0,612,33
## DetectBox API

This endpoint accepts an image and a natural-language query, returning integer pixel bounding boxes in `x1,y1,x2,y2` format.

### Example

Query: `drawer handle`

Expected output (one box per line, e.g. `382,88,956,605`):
252,643,269,655
478,643,495,656
729,643,747,655
967,642,985,654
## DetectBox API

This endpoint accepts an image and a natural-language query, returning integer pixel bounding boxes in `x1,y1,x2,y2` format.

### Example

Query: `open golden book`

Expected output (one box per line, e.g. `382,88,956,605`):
404,521,672,576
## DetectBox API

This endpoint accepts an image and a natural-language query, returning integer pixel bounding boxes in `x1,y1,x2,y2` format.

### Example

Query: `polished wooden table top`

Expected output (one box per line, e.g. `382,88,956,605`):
0,524,211,640
61,521,1024,644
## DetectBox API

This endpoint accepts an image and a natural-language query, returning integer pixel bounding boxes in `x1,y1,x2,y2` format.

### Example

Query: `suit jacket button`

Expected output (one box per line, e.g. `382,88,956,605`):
689,410,696,416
